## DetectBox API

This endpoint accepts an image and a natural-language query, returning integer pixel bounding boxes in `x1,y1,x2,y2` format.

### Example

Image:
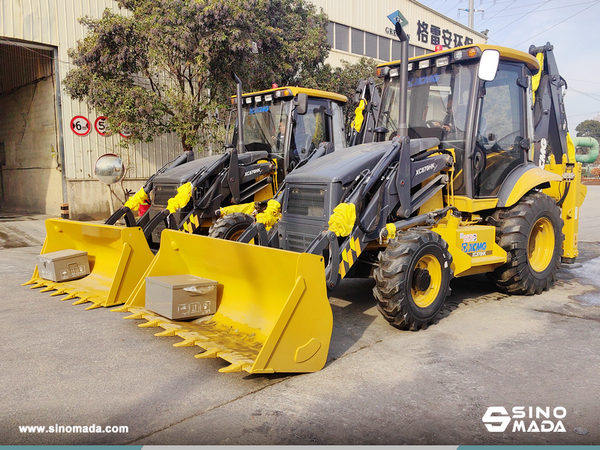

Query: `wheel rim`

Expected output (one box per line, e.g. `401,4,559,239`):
411,254,442,308
228,229,245,241
528,217,555,273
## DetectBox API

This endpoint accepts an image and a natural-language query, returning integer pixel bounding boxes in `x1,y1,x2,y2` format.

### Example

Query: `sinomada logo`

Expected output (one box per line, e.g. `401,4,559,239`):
482,406,567,433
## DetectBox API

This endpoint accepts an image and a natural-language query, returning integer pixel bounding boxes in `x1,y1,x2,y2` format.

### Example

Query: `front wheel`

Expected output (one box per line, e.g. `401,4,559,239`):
487,191,563,295
208,213,254,241
373,230,453,331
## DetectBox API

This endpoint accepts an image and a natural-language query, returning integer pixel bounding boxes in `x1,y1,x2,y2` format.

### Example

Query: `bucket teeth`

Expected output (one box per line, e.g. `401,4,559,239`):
111,305,130,313
61,292,82,301
173,337,197,348
154,324,190,337
124,312,146,320
84,300,103,310
22,278,37,286
49,289,68,297
219,362,250,373
40,285,56,293
138,319,161,328
30,282,46,289
72,297,91,306
194,348,219,359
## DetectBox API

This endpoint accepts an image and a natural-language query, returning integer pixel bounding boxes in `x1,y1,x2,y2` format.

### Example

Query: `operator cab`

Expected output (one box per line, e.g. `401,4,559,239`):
229,87,347,181
375,45,539,201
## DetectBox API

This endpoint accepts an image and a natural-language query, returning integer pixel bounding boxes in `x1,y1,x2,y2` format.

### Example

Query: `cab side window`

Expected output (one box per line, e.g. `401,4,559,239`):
476,62,526,197
291,99,328,164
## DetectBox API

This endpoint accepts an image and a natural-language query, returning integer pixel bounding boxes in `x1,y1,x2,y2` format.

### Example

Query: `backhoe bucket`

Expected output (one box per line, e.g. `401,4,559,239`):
23,219,154,309
118,229,333,374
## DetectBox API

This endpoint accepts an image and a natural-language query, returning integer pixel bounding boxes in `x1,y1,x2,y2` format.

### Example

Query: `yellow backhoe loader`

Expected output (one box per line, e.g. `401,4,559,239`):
113,22,595,374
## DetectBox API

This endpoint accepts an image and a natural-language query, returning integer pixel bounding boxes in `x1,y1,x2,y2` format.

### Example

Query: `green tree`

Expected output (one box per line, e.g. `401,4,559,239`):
575,119,600,141
304,57,380,129
64,0,330,152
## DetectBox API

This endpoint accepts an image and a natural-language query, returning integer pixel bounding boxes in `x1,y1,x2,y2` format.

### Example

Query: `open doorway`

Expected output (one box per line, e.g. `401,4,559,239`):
0,40,62,216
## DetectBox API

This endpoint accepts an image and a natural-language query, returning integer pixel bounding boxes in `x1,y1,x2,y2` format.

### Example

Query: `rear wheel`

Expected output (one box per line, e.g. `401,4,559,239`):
373,230,453,331
208,213,254,241
487,191,563,295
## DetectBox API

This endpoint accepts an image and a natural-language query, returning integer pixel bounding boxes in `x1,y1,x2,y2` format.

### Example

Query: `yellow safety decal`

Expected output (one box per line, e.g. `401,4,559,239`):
339,261,347,278
346,248,354,266
532,52,544,105
124,187,149,212
256,200,281,231
352,99,366,132
182,214,199,234
328,203,356,237
219,202,256,216
354,237,362,255
166,182,193,214
338,237,363,280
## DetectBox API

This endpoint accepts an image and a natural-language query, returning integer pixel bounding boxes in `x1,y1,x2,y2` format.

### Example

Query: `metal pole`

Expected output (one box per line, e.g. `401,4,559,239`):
54,47,69,218
468,0,474,29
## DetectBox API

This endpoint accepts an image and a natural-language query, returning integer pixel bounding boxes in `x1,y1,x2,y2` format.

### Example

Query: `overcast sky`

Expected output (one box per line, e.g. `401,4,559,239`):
414,0,600,131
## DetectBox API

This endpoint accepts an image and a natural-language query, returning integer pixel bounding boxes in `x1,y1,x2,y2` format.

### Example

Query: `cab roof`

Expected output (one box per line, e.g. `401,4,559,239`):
378,44,540,73
232,86,347,104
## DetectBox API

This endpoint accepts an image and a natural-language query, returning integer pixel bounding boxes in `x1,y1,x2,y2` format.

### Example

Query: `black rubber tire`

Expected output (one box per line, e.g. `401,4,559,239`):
373,230,453,331
208,213,254,241
487,191,563,295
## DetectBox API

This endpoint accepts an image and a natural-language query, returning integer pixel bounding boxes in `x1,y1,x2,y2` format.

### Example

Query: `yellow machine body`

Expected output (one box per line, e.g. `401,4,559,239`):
23,219,154,309
117,229,333,374
432,213,507,278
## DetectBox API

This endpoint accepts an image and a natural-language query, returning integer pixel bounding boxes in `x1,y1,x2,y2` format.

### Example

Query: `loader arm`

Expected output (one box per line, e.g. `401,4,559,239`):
348,78,381,146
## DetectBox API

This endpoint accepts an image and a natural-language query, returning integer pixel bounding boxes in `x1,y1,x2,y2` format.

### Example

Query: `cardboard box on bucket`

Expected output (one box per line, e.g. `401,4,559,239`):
145,274,218,320
36,249,90,282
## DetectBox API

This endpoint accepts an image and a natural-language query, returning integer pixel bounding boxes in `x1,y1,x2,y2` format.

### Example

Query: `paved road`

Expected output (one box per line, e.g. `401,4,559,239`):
1,187,599,445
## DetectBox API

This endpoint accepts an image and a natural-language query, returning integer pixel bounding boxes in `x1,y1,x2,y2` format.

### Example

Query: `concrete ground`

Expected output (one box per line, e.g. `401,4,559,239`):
1,188,600,445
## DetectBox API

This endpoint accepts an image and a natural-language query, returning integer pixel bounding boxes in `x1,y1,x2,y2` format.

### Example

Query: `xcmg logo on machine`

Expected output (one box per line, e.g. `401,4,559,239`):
482,406,567,433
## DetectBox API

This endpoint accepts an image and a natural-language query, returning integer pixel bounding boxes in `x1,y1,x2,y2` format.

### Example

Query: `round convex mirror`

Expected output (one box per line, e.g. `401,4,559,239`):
94,153,125,185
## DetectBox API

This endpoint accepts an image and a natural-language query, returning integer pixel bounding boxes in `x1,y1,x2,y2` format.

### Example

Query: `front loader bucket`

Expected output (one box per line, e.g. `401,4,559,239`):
23,219,154,310
118,229,333,374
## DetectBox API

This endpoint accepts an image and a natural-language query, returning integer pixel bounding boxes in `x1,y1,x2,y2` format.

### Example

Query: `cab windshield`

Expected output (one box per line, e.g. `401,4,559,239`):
232,99,291,154
377,61,477,194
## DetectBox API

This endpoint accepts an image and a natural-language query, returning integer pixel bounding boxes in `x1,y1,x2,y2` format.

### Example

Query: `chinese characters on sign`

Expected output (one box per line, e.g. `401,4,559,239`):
416,20,473,48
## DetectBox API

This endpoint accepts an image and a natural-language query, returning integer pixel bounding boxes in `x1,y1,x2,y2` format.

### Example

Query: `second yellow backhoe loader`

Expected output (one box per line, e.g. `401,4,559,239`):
24,76,347,310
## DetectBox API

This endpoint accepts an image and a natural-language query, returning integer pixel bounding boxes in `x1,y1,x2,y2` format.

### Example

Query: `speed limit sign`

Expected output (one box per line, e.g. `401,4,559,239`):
119,125,132,139
70,116,91,136
94,116,111,136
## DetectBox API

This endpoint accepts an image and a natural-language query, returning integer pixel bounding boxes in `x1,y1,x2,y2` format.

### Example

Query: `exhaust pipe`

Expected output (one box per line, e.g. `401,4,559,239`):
231,72,246,154
394,21,409,137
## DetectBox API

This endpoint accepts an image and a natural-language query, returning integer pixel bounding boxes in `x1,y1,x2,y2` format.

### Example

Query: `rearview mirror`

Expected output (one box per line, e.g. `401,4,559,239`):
94,153,125,185
478,49,500,82
294,93,308,115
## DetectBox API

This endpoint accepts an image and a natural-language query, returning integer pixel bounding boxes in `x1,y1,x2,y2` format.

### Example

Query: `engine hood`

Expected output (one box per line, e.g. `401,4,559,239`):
285,141,393,186
152,154,225,185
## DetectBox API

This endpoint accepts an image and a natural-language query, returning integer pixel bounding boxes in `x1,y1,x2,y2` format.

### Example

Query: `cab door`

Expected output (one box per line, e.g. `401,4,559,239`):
474,62,529,198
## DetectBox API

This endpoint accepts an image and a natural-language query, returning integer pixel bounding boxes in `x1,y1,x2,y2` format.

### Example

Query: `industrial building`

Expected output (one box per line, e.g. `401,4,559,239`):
0,0,486,218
